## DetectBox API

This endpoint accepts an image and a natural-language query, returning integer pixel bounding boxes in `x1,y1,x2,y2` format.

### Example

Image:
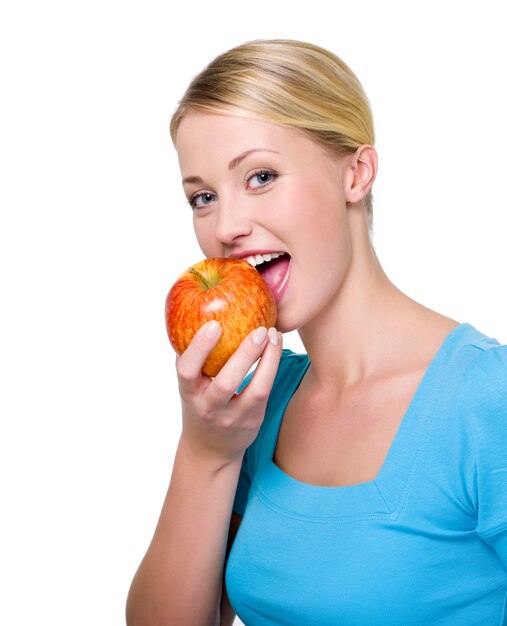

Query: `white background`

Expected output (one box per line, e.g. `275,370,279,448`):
1,1,506,625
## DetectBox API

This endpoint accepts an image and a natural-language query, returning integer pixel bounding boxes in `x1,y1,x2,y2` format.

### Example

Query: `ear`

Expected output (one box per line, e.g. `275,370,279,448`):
344,145,378,205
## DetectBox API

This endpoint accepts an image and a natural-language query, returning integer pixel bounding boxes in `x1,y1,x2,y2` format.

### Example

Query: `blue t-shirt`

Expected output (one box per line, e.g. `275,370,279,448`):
225,324,507,625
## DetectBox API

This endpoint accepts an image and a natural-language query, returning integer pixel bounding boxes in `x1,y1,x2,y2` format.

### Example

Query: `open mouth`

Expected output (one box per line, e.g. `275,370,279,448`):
244,252,290,304
244,251,286,270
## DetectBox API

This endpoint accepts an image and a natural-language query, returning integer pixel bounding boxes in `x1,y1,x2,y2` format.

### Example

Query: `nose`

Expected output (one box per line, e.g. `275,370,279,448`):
214,198,253,245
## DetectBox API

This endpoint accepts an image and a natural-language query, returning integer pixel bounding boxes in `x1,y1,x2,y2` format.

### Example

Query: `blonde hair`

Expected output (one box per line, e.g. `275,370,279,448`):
170,39,375,227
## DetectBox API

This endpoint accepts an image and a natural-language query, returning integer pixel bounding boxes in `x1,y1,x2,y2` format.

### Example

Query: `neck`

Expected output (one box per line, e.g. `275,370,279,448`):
297,213,455,392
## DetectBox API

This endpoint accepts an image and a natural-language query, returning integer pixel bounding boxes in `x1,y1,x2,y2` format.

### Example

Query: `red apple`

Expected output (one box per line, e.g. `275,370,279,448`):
165,258,277,377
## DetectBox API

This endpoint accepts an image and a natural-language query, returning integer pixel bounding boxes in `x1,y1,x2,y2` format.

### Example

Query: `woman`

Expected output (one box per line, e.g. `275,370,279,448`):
126,40,507,625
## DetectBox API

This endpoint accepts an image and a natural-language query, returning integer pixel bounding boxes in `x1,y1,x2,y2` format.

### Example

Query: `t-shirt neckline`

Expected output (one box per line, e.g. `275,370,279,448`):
254,323,477,521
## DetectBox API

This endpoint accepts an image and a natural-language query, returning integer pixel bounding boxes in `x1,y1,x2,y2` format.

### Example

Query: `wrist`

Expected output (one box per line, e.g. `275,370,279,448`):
176,433,244,476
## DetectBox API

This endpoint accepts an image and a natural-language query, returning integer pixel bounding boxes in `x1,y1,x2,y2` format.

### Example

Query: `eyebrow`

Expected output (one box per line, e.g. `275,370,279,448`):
182,148,280,185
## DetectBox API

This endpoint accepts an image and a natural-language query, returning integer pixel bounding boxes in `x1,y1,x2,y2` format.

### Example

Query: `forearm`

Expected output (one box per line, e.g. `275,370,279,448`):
126,323,281,625
126,437,242,626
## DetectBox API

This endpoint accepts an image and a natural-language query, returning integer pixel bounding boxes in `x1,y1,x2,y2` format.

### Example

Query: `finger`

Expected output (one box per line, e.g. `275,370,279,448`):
204,326,270,407
239,328,283,404
176,320,222,394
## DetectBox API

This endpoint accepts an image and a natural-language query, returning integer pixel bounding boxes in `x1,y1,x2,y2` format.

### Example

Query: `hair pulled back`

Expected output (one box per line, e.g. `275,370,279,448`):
170,39,375,226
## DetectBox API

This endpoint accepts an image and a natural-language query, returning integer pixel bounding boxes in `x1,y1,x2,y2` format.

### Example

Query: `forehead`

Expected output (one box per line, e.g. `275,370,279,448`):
175,112,336,175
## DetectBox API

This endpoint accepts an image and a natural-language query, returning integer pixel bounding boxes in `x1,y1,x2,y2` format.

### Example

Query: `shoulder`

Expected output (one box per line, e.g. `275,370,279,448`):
239,348,309,395
451,331,507,462
459,338,507,414
240,349,309,478
238,348,308,393
278,347,310,369
431,324,507,445
453,333,507,542
275,348,309,378
426,324,504,414
265,349,310,404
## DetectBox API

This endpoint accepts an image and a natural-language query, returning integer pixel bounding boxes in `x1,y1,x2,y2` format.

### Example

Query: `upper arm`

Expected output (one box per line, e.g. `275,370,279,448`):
219,512,243,626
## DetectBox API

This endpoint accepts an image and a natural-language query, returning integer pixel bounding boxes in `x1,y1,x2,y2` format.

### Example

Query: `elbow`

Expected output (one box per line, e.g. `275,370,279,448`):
125,593,139,626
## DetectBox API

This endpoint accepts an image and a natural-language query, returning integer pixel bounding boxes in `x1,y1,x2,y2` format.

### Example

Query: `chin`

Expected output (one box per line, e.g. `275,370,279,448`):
274,307,307,336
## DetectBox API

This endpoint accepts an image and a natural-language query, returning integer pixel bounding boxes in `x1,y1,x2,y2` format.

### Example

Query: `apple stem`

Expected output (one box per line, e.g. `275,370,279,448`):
189,267,212,290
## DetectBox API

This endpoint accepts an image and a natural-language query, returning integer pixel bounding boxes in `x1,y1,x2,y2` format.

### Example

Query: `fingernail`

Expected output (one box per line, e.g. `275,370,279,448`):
252,327,268,345
204,320,220,338
268,327,279,345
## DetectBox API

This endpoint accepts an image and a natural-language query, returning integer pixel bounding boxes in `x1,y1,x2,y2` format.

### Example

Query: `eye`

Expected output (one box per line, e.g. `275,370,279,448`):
246,169,278,190
188,191,217,210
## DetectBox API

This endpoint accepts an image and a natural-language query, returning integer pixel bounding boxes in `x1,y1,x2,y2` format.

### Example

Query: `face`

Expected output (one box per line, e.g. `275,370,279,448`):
175,112,354,333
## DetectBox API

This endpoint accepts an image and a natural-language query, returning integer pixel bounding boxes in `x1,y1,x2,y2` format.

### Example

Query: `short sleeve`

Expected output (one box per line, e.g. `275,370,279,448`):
232,451,250,516
465,346,507,568
231,371,255,517
230,350,309,518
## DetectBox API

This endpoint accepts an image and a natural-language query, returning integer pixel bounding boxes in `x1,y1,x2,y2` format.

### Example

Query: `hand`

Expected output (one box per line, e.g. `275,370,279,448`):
175,321,283,466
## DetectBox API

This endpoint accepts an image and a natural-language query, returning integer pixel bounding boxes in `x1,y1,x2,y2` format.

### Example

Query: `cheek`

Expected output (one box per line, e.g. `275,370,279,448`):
290,183,352,282
287,184,348,249
193,216,220,258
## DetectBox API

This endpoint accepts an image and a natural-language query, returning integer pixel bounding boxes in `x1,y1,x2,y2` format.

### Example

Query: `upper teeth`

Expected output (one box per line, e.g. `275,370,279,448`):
245,252,286,268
